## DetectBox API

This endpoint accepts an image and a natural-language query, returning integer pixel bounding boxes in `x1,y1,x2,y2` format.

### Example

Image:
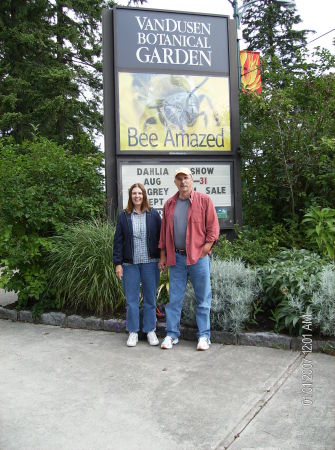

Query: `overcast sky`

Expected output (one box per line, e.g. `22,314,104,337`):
118,0,335,53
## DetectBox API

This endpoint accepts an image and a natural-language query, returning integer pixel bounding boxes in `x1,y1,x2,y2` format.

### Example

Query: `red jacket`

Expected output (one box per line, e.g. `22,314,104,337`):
159,190,220,266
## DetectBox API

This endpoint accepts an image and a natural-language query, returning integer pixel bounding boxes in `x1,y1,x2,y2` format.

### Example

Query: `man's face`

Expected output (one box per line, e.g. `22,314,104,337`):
174,173,193,197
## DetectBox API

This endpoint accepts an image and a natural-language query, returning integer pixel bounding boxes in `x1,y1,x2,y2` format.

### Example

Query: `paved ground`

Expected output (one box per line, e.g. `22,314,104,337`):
0,319,334,450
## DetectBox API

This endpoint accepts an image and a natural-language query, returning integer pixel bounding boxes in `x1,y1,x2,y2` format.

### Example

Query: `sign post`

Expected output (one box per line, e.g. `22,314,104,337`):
103,6,241,230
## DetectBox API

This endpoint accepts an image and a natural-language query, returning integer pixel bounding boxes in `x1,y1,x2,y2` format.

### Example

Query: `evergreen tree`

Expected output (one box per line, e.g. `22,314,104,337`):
241,0,308,68
0,0,115,154
240,51,335,227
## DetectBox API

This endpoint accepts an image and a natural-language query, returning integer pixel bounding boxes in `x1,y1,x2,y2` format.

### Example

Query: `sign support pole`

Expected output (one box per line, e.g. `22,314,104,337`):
102,9,117,221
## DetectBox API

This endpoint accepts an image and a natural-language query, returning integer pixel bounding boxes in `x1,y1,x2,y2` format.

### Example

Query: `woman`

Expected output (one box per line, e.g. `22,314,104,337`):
113,183,161,347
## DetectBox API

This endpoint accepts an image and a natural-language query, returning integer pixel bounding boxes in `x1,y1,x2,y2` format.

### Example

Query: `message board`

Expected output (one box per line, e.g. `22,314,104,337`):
119,161,234,227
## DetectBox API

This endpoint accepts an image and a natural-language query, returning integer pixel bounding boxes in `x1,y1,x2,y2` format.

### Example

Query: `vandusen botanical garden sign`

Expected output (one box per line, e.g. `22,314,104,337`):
103,6,241,229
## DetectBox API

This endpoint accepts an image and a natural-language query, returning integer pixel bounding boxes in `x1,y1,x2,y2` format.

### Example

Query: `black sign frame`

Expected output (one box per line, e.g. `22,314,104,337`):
102,6,242,229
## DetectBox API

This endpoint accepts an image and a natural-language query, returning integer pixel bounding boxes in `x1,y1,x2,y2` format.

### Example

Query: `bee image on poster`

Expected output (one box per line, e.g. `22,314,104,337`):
118,72,231,152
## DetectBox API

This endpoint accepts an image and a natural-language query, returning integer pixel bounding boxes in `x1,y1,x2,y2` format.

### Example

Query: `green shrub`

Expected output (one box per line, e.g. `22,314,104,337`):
268,264,335,337
260,248,327,335
47,220,125,315
0,137,105,314
181,258,259,334
302,206,335,260
213,224,297,266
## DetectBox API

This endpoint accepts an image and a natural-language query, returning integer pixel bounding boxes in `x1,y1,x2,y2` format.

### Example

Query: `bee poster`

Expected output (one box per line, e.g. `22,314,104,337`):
117,72,231,152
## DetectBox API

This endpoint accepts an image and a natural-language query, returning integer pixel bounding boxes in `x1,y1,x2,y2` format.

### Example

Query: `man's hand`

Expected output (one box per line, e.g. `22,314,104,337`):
201,242,213,258
158,251,167,272
115,264,123,280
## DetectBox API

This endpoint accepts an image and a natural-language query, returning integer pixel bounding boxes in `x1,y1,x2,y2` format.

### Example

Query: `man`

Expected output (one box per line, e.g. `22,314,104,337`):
158,167,220,351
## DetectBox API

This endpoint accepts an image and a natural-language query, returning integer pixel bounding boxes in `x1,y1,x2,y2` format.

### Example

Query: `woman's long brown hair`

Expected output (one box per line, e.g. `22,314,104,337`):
125,183,150,213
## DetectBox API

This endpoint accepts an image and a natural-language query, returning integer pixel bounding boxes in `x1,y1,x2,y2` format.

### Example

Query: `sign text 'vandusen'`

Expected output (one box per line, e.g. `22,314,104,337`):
135,16,212,67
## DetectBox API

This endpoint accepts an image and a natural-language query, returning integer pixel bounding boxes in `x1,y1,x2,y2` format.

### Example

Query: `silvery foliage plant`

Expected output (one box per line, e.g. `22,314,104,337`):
181,258,259,334
311,265,335,336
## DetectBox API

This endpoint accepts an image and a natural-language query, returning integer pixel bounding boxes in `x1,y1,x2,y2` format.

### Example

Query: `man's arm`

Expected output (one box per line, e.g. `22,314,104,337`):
202,197,220,255
158,249,167,271
201,242,214,257
158,204,167,271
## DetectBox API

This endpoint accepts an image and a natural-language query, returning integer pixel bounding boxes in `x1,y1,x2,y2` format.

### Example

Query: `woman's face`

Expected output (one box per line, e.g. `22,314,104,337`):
131,186,144,208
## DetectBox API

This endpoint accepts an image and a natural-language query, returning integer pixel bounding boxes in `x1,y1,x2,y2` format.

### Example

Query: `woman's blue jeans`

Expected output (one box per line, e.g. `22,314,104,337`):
122,262,160,333
166,253,212,339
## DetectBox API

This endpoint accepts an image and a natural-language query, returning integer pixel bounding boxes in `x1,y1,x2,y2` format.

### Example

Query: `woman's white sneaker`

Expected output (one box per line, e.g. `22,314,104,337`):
147,331,159,346
161,336,179,349
197,337,211,351
127,332,138,347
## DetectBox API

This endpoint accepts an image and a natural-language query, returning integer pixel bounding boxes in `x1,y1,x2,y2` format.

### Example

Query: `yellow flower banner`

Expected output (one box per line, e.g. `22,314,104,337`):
240,51,262,94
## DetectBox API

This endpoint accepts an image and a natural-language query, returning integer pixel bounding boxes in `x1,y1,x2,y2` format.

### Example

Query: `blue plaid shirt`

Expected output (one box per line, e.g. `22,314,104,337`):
129,210,159,264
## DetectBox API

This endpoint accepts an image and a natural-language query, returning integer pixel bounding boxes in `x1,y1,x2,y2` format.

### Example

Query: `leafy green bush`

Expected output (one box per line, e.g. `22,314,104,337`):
0,137,105,314
213,224,297,266
181,258,259,334
48,220,124,315
267,264,335,337
260,248,327,334
302,206,335,260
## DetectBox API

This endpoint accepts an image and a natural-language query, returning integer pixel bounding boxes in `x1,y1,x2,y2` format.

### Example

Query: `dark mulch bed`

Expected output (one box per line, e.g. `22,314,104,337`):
245,311,276,333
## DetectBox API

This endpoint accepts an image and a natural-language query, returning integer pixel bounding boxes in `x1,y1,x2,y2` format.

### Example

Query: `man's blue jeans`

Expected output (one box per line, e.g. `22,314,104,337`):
122,262,160,333
166,253,212,339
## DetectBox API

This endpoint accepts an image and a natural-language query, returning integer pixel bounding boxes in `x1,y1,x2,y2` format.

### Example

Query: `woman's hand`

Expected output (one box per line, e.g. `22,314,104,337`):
115,264,123,280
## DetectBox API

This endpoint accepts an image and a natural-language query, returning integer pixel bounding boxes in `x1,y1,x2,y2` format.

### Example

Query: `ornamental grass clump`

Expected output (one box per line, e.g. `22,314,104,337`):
48,220,125,315
182,258,259,334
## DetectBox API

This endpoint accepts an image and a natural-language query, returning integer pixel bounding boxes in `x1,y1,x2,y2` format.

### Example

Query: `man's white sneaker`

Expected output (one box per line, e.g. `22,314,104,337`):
197,337,211,351
161,336,179,349
147,331,159,346
127,332,138,347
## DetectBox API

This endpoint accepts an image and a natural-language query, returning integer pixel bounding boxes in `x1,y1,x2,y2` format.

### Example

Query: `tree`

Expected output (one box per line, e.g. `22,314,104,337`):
0,0,116,154
241,0,308,69
240,51,335,228
0,137,105,311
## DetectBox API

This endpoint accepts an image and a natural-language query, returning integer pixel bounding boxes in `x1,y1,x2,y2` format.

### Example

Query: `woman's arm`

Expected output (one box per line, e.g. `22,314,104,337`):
113,213,124,265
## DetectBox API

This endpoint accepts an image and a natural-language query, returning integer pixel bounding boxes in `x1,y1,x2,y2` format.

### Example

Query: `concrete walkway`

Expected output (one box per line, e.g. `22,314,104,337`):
0,319,334,450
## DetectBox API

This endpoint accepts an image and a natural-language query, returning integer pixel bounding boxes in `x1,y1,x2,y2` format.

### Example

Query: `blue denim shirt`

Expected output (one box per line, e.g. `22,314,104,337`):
113,208,161,265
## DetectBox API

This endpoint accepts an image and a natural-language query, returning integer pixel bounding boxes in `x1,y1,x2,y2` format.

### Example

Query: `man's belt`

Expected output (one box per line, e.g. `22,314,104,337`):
175,248,187,255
